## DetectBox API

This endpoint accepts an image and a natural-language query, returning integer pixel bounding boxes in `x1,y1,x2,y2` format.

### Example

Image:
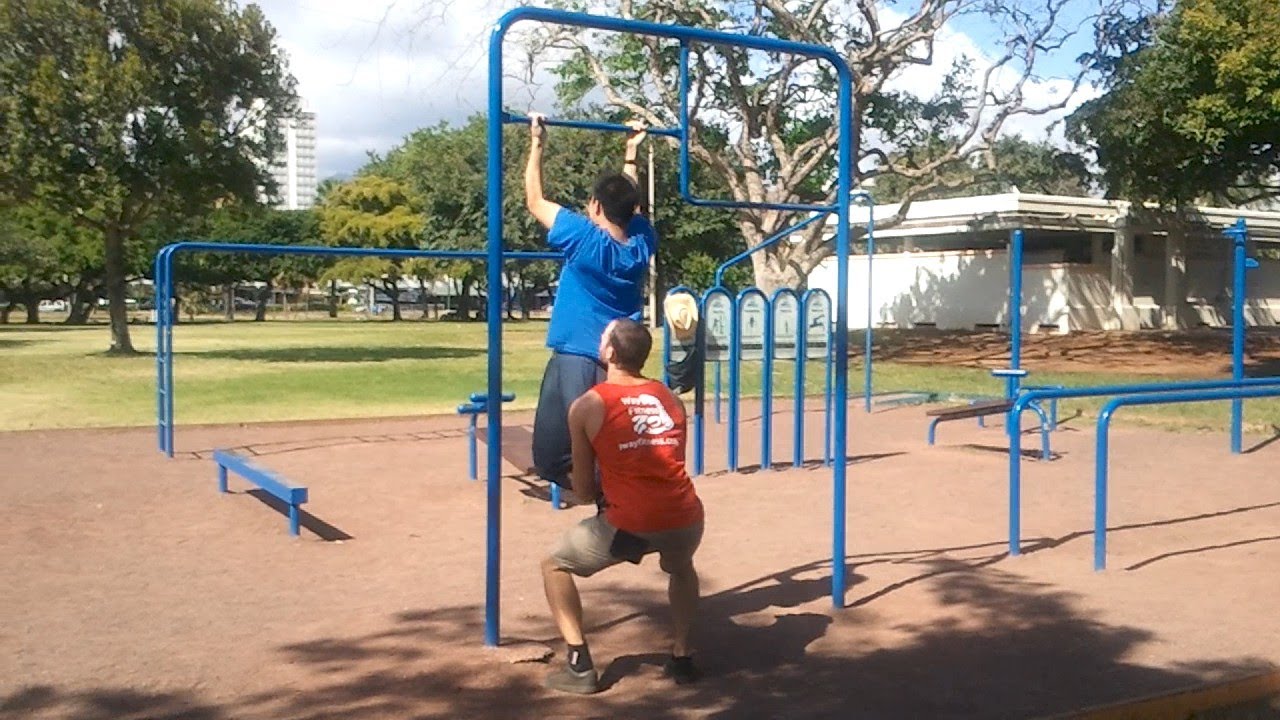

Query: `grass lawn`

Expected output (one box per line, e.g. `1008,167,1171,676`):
1,320,1279,436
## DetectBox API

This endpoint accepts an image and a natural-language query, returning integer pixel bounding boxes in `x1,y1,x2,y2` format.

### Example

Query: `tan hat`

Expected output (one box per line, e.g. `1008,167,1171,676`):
664,292,699,345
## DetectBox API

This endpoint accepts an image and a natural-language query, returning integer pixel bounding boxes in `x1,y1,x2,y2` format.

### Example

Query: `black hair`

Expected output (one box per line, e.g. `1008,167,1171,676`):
607,318,652,373
591,172,640,227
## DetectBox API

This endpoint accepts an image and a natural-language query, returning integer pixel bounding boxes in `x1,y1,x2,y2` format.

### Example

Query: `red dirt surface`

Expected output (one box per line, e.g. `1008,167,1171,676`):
3,404,1279,719
871,327,1280,377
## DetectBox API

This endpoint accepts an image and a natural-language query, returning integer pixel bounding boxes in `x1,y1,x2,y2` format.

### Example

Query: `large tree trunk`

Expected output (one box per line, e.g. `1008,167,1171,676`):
254,281,272,322
224,284,235,321
385,281,402,321
459,277,474,320
328,280,338,319
65,281,92,325
520,277,532,321
749,246,807,295
0,302,11,323
25,300,40,324
419,277,430,320
104,230,135,354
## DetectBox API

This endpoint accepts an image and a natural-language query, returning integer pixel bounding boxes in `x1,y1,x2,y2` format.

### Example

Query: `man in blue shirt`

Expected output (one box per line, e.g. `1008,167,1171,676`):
524,113,656,492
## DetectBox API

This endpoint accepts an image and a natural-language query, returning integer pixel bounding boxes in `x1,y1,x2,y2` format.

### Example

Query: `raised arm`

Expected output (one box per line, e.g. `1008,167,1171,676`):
567,391,605,503
622,120,647,188
525,113,562,230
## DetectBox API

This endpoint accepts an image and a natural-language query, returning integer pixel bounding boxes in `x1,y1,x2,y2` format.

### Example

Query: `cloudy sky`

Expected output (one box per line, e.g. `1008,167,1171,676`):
254,0,1100,180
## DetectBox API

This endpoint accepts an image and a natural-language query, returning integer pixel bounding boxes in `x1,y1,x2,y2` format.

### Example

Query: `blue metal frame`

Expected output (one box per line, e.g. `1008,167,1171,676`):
802,289,833,468
214,449,309,537
699,286,734,476
730,287,769,471
770,288,800,470
850,192,875,413
1006,229,1025,399
492,5,855,643
1006,375,1280,557
502,112,682,138
714,213,831,288
660,286,705,477
1094,385,1280,570
759,290,775,470
1226,218,1260,454
153,241,560,458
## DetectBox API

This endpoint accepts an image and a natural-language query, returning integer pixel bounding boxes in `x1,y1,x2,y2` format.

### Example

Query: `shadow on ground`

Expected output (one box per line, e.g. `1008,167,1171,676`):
6,530,1275,719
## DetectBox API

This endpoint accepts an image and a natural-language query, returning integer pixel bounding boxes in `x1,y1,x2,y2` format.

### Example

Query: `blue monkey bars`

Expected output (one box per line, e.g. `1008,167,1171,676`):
153,241,561,458
487,7,856,646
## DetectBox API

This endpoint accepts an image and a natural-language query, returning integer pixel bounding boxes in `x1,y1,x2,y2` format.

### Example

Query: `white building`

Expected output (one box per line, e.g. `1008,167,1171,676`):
269,109,318,209
808,192,1280,334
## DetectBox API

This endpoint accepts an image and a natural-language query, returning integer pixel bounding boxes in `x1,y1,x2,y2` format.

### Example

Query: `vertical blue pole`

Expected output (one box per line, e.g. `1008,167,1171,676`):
468,415,478,481
1094,410,1113,571
165,251,176,457
678,43,691,198
714,362,722,424
551,484,561,509
728,298,740,472
217,465,228,494
1231,218,1247,454
794,324,807,468
663,310,672,387
762,296,773,470
693,323,705,476
824,335,833,466
155,253,165,453
1008,402,1023,556
289,504,301,537
483,23,505,648
1008,229,1024,400
831,63,853,609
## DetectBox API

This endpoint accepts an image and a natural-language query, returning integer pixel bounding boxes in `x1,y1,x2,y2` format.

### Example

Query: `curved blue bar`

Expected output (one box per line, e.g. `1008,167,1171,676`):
714,212,831,288
1007,375,1280,557
502,112,682,138
1095,384,1280,570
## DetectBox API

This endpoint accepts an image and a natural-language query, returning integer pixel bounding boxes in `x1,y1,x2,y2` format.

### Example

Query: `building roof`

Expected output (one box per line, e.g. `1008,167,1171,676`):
836,192,1280,242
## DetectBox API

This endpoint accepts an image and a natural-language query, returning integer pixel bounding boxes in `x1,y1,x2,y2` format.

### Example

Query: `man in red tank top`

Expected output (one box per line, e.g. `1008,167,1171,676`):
541,318,705,694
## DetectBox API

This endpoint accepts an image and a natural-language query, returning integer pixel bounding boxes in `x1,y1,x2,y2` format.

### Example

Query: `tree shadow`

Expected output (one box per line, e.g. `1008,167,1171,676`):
180,346,485,363
1245,426,1280,455
0,337,31,349
6,533,1277,719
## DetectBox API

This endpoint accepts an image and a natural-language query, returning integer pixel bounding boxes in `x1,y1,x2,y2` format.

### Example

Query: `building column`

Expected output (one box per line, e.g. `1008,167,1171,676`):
1109,208,1140,330
1162,228,1187,330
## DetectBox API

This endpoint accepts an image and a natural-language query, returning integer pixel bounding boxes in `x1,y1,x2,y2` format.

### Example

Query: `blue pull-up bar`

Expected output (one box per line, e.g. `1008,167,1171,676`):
501,112,683,139
486,6,856,647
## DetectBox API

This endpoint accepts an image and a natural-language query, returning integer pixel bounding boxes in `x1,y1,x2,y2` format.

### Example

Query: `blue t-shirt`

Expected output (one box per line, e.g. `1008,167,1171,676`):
545,209,657,358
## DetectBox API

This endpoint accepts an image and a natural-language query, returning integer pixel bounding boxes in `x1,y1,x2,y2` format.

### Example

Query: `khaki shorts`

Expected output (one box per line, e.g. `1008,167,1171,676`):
550,513,704,578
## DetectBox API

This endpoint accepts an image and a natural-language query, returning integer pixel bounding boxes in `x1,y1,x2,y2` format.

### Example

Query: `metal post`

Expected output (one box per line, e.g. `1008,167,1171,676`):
468,415,478,481
714,362,722,424
217,465,228,494
1230,218,1248,454
850,192,875,413
831,58,854,609
761,295,774,471
1008,229,1024,399
824,336,833,466
289,504,301,537
728,296,741,472
795,318,807,468
484,18,505,648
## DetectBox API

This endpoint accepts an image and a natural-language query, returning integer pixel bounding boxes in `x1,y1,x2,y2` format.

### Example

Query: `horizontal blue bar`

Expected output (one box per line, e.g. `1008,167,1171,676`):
469,392,516,403
213,449,308,504
691,198,838,214
160,242,562,263
1012,376,1280,417
502,113,682,139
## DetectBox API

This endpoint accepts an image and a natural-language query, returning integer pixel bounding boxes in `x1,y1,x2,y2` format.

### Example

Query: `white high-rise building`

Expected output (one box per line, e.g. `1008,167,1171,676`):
270,109,317,209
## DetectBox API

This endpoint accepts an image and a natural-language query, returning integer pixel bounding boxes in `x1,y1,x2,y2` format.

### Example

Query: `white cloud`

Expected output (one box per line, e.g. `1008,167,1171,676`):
256,0,1099,179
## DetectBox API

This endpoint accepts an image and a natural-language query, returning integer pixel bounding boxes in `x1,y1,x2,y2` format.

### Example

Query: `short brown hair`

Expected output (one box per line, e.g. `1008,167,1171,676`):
606,318,652,373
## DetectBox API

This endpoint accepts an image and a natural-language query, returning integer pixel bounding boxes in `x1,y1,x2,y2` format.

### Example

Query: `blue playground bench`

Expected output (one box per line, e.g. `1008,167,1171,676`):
457,392,516,481
925,369,1059,460
214,449,309,536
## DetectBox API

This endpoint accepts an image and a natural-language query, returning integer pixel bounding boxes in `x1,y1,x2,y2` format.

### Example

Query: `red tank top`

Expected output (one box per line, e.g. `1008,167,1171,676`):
589,379,704,533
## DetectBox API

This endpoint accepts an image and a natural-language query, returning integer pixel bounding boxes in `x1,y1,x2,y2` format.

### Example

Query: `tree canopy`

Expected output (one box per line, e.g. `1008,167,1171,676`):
0,0,297,350
1068,0,1280,206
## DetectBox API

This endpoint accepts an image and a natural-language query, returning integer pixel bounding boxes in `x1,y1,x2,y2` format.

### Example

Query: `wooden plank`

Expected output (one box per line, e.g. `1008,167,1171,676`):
925,400,1013,420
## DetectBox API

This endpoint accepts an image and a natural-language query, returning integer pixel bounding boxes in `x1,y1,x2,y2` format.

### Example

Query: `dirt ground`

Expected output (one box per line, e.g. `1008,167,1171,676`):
871,327,1280,377
3,402,1280,720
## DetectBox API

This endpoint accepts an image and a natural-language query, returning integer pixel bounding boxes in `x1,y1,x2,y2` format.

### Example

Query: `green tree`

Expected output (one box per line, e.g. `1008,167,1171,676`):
1068,0,1280,205
318,175,424,321
530,0,1090,289
0,0,297,352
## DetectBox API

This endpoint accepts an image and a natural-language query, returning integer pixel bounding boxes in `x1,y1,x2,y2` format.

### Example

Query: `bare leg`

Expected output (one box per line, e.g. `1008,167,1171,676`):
668,563,699,656
541,557,585,646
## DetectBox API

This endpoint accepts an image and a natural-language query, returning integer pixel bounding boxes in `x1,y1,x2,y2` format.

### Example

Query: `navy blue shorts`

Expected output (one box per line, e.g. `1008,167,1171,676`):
533,352,605,488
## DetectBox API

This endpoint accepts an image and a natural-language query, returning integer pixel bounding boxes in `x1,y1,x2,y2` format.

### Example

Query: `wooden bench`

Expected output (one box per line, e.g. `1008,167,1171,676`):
214,449,308,536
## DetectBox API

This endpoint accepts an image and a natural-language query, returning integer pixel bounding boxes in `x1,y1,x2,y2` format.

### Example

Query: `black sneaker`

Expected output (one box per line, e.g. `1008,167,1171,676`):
544,665,600,695
663,655,702,685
